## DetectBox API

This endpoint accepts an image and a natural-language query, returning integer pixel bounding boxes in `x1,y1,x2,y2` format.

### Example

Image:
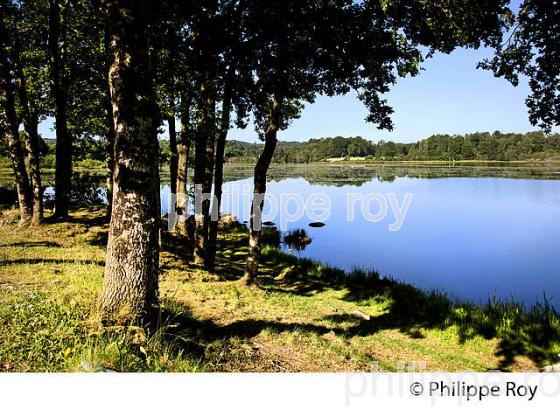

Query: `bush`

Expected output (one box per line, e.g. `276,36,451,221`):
76,159,105,169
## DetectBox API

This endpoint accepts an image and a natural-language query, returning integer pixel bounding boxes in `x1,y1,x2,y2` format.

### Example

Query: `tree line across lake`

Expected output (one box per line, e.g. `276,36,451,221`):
5,130,557,169
1,0,558,327
221,131,560,163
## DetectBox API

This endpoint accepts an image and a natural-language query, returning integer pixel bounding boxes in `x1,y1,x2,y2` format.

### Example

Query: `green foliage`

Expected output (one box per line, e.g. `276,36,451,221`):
222,131,560,163
75,158,104,170
6,130,558,165
408,131,560,161
159,138,171,165
41,153,56,169
480,0,559,132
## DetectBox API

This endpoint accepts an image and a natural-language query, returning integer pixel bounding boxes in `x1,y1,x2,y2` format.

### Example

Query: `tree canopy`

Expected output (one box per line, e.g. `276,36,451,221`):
480,0,559,132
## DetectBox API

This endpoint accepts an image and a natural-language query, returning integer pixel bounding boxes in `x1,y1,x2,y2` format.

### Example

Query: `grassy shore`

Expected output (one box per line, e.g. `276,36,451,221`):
1,207,559,372
324,158,560,164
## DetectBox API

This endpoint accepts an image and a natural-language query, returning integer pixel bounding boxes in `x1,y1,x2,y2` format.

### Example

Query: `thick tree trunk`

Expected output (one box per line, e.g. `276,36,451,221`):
168,115,178,195
13,35,43,224
99,0,161,326
0,34,33,226
48,0,71,219
175,91,191,234
104,98,115,218
103,17,115,219
243,96,282,284
206,82,232,270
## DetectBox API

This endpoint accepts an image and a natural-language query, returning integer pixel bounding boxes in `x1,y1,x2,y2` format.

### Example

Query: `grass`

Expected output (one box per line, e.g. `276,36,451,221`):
325,158,560,164
1,206,559,372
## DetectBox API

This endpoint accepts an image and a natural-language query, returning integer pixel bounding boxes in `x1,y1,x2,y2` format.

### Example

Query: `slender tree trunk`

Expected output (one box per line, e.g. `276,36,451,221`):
168,115,178,195
201,102,216,268
13,35,43,224
193,76,216,265
175,91,191,234
0,31,33,226
243,95,282,284
48,0,71,219
103,16,115,219
206,81,232,270
99,0,161,326
192,100,206,264
193,2,218,266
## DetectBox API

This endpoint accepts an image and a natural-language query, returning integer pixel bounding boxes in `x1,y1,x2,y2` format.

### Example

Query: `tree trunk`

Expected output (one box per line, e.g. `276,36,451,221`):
103,92,115,219
243,95,282,284
175,91,191,234
168,115,178,195
48,0,71,219
103,15,115,220
0,30,33,226
13,33,43,224
193,2,218,266
193,76,216,266
99,0,161,326
206,80,232,270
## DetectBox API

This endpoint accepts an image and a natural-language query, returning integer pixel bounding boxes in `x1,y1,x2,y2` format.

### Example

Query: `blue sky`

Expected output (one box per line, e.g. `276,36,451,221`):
228,46,558,143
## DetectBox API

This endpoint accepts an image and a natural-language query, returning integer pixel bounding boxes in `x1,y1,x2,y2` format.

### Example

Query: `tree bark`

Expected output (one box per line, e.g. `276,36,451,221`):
103,15,115,220
0,28,33,226
48,0,71,219
168,115,178,195
175,91,191,234
206,80,232,270
243,95,282,284
193,76,216,266
99,0,161,326
192,1,218,266
13,31,43,224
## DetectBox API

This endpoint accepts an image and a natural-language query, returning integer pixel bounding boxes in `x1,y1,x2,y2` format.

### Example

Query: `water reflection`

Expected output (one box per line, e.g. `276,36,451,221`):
216,165,560,307
283,228,312,251
30,163,560,306
43,172,108,209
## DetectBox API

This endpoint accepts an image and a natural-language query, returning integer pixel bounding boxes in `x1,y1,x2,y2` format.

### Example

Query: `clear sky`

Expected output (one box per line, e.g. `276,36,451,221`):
227,46,559,143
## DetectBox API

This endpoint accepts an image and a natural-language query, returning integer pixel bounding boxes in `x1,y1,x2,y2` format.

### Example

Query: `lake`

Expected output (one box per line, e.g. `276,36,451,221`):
164,163,560,306
16,162,560,306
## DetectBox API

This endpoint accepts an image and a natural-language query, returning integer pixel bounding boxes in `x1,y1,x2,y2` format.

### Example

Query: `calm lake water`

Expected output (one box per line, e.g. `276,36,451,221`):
164,163,560,306
18,163,559,306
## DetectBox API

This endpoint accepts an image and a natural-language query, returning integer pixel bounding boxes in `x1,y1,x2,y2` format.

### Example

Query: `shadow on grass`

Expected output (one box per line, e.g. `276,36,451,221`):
162,225,281,281
155,306,333,342
45,208,108,227
0,257,104,267
0,241,62,248
102,220,560,371
205,240,560,370
148,302,335,371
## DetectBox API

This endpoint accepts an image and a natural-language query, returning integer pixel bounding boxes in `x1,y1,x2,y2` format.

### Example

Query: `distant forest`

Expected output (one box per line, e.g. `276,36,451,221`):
223,131,560,163
2,131,559,168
